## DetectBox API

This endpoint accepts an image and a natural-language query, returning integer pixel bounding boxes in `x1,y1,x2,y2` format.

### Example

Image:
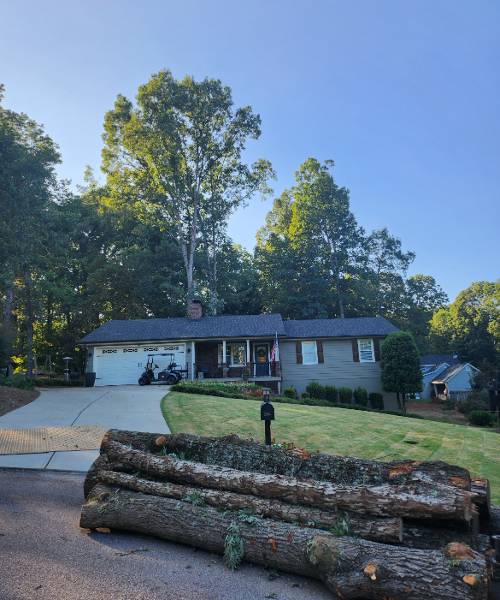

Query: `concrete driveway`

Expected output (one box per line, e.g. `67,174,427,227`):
0,385,169,471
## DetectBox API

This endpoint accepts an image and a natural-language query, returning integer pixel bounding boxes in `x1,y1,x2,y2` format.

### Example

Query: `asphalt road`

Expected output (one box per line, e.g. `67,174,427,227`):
0,469,331,600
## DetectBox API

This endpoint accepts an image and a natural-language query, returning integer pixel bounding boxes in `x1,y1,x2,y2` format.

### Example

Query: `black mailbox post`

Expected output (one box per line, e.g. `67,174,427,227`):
260,388,274,446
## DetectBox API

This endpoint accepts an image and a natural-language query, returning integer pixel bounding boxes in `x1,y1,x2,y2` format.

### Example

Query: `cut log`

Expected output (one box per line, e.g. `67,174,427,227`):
81,484,489,600
96,469,403,543
99,429,472,489
99,440,476,522
470,478,491,519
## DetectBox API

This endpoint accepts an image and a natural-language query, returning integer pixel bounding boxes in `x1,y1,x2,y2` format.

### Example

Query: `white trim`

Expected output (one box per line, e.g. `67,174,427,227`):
357,338,375,363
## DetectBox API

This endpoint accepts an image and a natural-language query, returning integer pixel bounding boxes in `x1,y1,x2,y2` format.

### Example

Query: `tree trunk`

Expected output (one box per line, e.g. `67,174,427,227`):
23,270,34,377
2,282,14,376
99,440,475,522
95,430,472,490
94,469,403,543
81,484,489,600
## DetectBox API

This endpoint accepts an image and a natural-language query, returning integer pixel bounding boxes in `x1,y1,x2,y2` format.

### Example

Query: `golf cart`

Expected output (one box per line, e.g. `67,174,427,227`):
138,353,184,386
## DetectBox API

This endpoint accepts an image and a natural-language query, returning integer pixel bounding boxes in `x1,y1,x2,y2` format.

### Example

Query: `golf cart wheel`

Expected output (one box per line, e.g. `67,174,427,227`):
138,376,148,386
166,374,177,385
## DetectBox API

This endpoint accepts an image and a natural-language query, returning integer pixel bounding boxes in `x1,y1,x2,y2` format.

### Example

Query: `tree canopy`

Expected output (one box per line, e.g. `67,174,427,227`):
0,78,495,379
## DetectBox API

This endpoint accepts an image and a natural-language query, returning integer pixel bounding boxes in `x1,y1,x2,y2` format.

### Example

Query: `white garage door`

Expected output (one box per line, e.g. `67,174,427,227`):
94,344,186,386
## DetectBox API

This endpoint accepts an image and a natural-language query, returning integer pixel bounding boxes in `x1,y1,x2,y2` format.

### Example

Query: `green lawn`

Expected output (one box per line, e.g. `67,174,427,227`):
162,392,500,504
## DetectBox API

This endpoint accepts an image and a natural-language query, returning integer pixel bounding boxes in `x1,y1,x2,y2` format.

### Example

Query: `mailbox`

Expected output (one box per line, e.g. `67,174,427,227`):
261,401,275,421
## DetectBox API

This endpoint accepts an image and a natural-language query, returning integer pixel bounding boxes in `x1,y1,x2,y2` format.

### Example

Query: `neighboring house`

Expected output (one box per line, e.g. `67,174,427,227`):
80,299,399,392
419,354,479,400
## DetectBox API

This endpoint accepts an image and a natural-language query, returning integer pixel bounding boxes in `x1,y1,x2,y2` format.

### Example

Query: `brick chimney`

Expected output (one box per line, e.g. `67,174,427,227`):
187,299,203,320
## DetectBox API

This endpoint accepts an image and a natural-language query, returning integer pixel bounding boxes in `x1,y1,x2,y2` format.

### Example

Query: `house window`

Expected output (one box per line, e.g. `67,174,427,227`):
218,343,247,366
301,341,318,365
358,339,375,362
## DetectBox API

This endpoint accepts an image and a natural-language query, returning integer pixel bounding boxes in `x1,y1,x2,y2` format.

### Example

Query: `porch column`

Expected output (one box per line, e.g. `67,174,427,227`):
222,340,228,378
191,341,196,380
246,339,251,378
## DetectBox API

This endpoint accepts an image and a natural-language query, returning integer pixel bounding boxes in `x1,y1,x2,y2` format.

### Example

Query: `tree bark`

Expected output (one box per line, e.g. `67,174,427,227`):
2,282,14,376
81,484,489,600
23,269,34,377
95,469,403,543
99,440,475,522
96,430,472,490
470,478,490,519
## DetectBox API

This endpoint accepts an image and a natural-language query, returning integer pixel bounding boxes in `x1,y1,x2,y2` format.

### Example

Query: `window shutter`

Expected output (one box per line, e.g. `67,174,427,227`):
352,339,360,362
317,340,324,363
295,341,303,364
374,339,381,362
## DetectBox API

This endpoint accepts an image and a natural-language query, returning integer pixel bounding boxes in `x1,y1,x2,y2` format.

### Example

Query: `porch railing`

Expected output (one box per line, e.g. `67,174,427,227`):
193,361,281,380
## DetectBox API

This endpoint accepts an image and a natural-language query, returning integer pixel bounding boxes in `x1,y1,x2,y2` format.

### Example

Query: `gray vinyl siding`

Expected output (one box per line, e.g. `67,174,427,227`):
280,339,382,394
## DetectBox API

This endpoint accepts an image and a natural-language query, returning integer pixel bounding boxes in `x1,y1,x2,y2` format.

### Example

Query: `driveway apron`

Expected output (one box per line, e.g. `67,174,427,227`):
0,385,169,471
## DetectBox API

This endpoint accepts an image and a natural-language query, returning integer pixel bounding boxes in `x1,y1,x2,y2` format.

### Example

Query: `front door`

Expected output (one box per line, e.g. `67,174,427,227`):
254,344,269,377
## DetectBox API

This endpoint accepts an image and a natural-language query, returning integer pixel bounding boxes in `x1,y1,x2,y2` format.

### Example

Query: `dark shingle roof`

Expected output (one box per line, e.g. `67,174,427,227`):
420,354,460,367
80,314,399,345
431,363,467,383
80,314,286,344
283,317,399,338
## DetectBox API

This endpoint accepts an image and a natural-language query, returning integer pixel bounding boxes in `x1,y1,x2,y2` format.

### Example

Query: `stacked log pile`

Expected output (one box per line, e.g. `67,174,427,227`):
81,430,498,599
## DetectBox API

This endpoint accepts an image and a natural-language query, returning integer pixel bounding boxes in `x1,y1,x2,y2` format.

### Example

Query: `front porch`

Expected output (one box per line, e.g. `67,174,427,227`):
190,339,281,383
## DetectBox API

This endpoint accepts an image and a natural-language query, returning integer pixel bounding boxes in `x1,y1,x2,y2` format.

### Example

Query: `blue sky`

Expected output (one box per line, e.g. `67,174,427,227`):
1,0,498,300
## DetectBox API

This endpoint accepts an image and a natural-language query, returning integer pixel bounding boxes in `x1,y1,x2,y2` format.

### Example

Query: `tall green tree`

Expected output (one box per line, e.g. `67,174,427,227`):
381,331,422,413
101,70,272,308
289,159,364,318
0,84,61,375
429,281,499,368
401,274,448,351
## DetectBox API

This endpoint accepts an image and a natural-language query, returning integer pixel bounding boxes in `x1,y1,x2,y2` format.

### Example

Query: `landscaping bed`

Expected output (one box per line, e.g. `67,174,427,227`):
0,386,39,417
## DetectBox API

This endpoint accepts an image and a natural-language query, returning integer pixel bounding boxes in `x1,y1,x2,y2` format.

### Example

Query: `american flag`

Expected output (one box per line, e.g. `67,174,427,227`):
270,332,279,362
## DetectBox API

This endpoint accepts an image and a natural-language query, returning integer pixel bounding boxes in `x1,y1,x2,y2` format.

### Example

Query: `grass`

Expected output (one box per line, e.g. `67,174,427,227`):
161,391,500,504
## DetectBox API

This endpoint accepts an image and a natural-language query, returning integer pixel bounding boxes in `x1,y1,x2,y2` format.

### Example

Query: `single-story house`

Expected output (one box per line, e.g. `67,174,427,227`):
80,300,399,393
419,354,479,400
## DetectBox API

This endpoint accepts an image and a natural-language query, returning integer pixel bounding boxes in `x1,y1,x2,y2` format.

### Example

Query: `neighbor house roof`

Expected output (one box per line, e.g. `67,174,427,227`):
420,353,460,367
282,317,399,339
80,314,399,345
431,362,479,384
80,314,286,344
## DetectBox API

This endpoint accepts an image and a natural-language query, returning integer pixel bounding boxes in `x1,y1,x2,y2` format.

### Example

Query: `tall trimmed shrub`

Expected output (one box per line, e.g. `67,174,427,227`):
381,332,422,414
306,381,324,399
338,387,352,403
353,387,368,406
369,392,384,410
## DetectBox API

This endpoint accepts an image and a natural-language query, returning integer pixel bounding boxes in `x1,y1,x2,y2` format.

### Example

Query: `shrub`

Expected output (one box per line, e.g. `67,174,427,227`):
0,375,36,390
283,386,298,399
468,410,495,427
171,381,249,399
338,387,353,404
457,391,489,415
305,381,324,399
353,387,368,406
301,391,310,400
323,385,338,403
369,392,384,410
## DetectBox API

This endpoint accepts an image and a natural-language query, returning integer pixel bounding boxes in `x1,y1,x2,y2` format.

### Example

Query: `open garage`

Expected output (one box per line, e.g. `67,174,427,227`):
91,344,186,386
